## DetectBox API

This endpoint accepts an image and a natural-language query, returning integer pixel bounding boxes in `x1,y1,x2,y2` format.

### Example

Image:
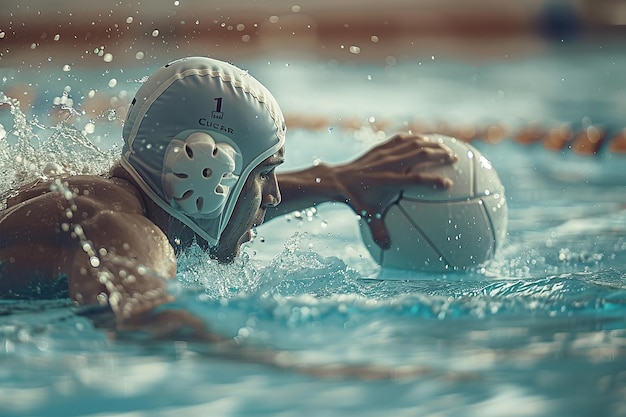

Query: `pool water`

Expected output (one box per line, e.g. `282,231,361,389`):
1,43,626,417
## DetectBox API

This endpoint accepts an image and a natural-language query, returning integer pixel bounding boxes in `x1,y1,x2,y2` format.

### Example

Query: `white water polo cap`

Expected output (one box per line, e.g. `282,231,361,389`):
120,57,286,246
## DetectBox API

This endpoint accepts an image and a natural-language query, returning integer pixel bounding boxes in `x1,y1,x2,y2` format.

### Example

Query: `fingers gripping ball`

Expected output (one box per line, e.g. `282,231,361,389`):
163,132,239,216
359,134,508,272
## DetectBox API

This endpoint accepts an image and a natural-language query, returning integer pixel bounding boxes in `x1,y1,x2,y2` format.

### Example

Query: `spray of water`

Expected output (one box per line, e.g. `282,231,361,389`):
0,92,118,201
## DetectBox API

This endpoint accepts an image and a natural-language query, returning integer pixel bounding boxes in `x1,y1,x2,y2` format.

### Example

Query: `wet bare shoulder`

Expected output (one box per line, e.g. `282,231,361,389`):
4,175,146,215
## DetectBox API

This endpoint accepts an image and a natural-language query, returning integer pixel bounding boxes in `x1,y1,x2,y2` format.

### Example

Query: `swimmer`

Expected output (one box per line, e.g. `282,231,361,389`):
0,57,456,340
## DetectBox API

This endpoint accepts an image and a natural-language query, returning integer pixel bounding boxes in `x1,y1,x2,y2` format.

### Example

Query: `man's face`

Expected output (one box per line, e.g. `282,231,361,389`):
209,147,284,263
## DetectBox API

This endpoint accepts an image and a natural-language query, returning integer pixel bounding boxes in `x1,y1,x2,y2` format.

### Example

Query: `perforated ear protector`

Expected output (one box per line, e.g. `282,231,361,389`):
163,131,241,217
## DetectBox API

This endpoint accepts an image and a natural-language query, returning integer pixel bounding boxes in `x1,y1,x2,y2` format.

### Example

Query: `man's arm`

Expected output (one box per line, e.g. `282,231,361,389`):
0,178,221,341
267,133,457,248
59,190,221,341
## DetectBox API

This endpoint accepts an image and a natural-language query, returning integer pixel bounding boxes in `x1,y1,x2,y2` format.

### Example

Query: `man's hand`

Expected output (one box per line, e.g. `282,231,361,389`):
332,133,457,249
272,133,457,249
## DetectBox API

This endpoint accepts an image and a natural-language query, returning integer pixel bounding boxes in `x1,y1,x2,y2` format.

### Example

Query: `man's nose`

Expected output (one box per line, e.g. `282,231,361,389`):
263,174,281,208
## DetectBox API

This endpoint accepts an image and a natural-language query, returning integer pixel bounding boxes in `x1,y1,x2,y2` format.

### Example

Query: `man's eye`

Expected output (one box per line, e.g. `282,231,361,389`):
260,168,274,179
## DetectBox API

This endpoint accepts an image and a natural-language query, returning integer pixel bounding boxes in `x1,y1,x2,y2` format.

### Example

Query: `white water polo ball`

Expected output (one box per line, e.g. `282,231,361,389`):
359,134,508,272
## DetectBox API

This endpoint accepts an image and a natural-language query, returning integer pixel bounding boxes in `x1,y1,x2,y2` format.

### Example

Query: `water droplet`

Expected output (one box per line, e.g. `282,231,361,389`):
292,5,301,13
89,256,100,267
96,292,108,304
135,51,145,60
126,16,133,24
349,45,361,54
370,35,379,43
152,29,160,37
103,53,113,63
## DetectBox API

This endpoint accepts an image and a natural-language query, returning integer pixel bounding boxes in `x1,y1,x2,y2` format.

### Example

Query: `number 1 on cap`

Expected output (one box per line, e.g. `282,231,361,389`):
212,97,223,120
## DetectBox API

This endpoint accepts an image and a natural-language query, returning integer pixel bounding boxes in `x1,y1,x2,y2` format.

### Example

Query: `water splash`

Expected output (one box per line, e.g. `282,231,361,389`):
176,244,261,299
0,93,117,197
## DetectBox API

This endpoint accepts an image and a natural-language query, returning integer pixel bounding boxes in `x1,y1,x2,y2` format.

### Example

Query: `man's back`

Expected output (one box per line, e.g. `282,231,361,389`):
0,173,176,306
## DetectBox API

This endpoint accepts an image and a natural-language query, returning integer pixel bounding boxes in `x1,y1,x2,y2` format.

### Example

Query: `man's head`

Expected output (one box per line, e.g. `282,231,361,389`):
120,57,286,250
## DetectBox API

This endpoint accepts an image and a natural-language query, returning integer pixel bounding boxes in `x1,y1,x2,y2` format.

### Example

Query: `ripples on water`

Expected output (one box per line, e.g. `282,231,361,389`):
1,60,626,417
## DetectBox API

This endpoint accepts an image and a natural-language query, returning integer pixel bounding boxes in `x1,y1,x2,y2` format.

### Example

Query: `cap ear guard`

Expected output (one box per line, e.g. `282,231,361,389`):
163,131,240,217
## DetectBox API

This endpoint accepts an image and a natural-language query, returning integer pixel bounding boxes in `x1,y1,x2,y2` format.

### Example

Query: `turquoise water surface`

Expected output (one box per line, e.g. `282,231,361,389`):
1,43,626,416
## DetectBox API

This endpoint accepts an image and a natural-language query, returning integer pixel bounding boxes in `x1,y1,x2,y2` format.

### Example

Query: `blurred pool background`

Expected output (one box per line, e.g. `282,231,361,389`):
1,1,626,417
